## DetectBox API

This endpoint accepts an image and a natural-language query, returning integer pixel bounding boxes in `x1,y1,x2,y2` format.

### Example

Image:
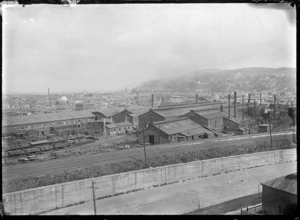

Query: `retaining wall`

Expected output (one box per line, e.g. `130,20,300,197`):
3,149,296,215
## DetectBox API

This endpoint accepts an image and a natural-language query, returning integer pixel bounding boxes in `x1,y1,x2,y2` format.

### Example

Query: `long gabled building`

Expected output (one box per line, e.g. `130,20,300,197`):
137,117,214,145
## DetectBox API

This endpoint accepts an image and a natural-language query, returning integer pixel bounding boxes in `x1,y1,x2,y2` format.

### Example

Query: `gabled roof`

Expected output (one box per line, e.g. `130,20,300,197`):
153,118,202,135
2,111,95,127
180,126,214,136
94,108,124,118
105,121,132,129
126,106,149,116
261,173,297,195
195,111,225,120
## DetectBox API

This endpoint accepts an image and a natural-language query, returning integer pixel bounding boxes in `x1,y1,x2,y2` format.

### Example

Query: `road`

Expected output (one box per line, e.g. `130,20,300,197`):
2,131,293,181
43,161,296,215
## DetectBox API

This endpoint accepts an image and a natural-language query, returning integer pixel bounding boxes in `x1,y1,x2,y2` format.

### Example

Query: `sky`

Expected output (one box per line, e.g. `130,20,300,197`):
2,3,296,94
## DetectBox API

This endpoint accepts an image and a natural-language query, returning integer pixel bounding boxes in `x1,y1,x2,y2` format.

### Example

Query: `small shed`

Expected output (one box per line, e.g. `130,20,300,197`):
258,124,273,133
261,173,297,215
235,127,247,135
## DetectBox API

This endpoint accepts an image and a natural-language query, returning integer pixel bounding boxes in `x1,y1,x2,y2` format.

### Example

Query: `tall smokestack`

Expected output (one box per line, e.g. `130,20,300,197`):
48,88,50,106
228,94,231,118
196,94,198,102
151,94,154,107
242,94,244,120
274,94,276,118
234,91,237,118
260,93,262,107
248,93,251,114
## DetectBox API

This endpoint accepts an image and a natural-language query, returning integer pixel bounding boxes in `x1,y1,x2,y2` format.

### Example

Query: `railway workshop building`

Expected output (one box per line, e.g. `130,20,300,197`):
137,117,214,145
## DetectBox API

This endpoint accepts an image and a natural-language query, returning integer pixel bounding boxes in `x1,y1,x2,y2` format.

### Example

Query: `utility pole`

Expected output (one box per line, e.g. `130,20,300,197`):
266,108,273,148
143,127,147,167
91,181,97,215
242,94,244,121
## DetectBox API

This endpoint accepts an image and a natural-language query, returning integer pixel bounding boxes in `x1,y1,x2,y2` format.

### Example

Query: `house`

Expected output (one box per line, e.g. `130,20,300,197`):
258,124,273,133
137,117,214,145
105,122,133,137
261,173,297,215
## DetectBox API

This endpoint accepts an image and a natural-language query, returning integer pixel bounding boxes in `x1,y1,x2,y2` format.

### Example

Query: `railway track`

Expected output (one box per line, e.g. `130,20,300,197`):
3,131,293,181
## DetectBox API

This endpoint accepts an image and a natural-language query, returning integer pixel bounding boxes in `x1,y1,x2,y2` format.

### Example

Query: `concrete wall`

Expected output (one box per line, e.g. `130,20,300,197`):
3,148,296,215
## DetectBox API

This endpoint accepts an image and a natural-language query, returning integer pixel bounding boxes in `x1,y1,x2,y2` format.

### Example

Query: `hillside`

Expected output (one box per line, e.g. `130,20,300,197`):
138,67,296,94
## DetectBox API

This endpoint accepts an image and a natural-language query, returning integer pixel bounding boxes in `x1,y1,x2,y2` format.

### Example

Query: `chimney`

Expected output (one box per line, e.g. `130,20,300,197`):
151,94,154,107
234,91,237,118
274,94,276,118
196,94,198,102
242,94,244,120
220,104,223,112
260,93,262,106
228,94,231,118
248,93,251,114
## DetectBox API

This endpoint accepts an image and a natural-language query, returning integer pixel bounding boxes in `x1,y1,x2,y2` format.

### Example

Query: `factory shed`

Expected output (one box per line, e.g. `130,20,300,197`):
261,173,297,215
137,117,213,145
181,110,224,133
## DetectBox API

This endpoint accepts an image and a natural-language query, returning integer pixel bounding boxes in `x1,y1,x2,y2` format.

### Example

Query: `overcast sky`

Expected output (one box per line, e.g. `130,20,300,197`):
2,4,296,94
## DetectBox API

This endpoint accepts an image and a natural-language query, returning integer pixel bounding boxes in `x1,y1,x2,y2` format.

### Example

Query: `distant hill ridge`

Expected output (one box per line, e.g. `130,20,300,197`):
138,67,296,94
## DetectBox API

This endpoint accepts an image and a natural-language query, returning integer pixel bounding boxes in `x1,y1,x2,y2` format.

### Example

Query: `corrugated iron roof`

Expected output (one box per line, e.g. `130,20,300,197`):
196,111,225,120
153,118,202,135
261,173,297,195
180,126,214,136
105,122,132,129
2,111,96,127
154,103,225,118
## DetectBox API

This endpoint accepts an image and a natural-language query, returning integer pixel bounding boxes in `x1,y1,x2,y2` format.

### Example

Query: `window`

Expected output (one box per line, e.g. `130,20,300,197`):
215,120,217,127
41,124,43,127
63,122,66,125
21,126,24,129
28,125,31,128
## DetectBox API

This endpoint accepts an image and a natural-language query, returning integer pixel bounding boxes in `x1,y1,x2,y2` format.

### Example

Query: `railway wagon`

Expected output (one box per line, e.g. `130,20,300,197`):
7,150,25,157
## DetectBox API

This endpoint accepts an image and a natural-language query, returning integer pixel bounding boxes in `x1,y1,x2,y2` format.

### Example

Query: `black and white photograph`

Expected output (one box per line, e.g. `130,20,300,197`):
1,2,297,215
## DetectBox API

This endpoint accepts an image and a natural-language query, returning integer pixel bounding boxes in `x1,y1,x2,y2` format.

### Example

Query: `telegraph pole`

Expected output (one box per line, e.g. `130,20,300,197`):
91,181,97,215
143,127,147,167
266,108,273,148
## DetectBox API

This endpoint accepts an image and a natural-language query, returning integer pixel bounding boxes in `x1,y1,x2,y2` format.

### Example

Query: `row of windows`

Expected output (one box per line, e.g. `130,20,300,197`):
208,119,222,128
16,118,94,130
110,126,132,132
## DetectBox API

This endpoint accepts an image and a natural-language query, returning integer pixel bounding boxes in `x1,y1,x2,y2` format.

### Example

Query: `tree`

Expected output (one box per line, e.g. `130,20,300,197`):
288,107,295,124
